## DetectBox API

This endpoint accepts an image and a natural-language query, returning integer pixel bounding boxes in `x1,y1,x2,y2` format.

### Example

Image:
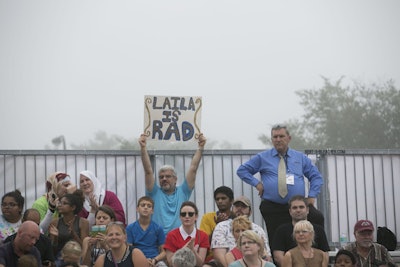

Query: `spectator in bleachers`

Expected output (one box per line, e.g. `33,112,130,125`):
5,208,55,267
225,215,253,265
48,190,89,263
237,124,324,245
78,170,125,226
334,249,356,267
281,220,328,267
0,220,41,267
93,222,148,267
0,189,24,243
126,196,166,266
229,230,276,267
344,220,395,267
172,247,196,267
81,205,116,266
200,186,234,264
58,240,87,267
17,254,39,267
209,196,272,267
139,133,206,234
33,172,76,231
164,201,209,267
272,195,329,266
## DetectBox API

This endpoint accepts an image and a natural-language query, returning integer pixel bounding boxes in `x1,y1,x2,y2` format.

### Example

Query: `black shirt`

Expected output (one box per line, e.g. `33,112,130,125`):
5,232,55,264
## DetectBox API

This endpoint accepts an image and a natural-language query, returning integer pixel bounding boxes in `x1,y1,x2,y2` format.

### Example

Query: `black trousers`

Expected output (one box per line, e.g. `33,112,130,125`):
259,199,325,247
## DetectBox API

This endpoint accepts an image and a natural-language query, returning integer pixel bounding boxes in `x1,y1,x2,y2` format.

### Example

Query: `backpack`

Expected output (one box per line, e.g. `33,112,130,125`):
377,226,397,251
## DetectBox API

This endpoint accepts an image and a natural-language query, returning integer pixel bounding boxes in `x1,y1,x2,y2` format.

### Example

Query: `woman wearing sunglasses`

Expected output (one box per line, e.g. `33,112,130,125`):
164,201,209,267
281,220,328,267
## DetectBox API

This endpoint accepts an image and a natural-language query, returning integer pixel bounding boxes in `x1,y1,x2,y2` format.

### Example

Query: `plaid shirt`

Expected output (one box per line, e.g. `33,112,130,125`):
344,242,395,267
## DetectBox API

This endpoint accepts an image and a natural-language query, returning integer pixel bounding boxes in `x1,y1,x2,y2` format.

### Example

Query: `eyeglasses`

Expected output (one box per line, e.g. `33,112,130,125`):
1,202,18,208
294,230,312,235
240,241,257,246
180,212,195,217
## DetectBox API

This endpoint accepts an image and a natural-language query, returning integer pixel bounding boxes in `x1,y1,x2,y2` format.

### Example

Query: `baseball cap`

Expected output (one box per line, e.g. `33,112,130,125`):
233,196,251,207
354,219,374,232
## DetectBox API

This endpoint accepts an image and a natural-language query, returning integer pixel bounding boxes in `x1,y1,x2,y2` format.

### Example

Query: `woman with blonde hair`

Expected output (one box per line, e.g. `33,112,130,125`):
229,230,275,267
59,240,87,267
282,220,328,267
93,222,148,267
225,215,252,265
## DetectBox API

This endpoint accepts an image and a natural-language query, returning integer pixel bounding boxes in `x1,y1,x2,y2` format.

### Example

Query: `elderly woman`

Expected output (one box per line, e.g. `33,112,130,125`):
282,220,328,267
78,170,125,226
164,201,209,267
229,230,275,267
0,190,24,243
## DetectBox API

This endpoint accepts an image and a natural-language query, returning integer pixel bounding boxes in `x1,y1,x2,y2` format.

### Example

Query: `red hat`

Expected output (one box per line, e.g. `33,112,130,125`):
354,220,374,232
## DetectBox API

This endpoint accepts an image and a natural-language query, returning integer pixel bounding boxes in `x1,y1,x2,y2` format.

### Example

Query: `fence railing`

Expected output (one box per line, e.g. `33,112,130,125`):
1,149,399,247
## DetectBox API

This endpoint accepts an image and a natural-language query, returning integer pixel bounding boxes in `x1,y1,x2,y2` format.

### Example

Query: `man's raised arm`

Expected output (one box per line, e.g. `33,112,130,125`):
139,134,155,192
186,133,206,190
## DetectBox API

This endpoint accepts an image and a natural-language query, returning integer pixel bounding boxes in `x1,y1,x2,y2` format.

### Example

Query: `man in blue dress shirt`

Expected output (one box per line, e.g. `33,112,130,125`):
236,124,324,245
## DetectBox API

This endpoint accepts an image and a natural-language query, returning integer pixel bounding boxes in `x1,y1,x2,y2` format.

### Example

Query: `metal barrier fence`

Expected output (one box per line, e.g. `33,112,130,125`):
1,149,399,247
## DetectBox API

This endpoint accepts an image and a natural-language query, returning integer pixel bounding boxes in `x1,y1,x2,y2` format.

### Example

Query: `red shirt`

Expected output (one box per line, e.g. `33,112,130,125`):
164,228,210,253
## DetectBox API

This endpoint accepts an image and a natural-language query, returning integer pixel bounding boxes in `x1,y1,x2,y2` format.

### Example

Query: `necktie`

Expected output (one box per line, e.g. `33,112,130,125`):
278,155,288,198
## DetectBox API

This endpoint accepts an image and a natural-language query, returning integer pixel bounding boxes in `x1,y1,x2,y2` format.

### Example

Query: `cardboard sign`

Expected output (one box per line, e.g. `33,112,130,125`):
144,95,202,142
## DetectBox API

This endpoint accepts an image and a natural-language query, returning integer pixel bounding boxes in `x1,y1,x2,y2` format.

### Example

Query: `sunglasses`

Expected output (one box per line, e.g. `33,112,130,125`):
180,212,195,217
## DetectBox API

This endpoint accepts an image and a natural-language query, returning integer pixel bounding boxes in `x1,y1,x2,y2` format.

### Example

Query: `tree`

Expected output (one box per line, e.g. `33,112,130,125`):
259,78,400,149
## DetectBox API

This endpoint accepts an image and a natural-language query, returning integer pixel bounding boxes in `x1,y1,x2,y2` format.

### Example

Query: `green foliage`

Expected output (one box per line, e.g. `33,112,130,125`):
259,78,400,149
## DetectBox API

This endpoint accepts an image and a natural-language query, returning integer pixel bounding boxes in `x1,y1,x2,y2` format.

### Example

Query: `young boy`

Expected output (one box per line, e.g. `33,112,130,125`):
126,196,167,266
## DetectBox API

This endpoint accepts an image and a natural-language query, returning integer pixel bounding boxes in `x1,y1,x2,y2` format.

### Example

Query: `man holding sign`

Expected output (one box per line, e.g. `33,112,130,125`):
139,133,206,234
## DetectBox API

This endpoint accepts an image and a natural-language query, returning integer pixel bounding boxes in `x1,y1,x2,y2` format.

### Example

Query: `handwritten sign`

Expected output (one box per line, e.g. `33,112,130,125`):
144,95,202,142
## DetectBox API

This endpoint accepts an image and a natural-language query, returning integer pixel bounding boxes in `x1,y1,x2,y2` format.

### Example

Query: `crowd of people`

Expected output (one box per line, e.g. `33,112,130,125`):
0,128,398,267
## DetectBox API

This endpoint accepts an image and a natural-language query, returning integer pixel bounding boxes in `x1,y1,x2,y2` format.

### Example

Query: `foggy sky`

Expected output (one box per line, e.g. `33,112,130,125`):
1,1,399,149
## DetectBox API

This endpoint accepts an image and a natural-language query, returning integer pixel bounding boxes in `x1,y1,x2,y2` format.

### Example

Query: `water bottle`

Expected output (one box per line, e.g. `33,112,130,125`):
339,232,348,248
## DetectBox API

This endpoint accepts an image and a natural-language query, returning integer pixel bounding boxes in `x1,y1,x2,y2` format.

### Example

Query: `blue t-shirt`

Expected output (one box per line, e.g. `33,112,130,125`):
126,220,165,258
237,148,323,204
146,179,192,234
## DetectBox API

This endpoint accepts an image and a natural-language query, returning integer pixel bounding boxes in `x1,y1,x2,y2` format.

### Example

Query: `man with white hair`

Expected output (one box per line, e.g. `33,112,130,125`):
139,133,206,234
